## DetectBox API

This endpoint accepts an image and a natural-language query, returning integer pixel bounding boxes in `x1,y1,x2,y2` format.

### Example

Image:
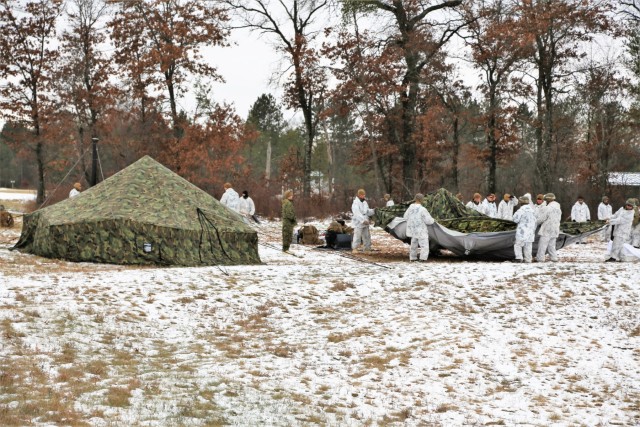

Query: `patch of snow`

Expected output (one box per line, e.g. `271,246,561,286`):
0,189,36,201
0,221,638,425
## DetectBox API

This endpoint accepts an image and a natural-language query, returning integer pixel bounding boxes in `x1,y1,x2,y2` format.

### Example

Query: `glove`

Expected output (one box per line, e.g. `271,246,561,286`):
362,219,370,226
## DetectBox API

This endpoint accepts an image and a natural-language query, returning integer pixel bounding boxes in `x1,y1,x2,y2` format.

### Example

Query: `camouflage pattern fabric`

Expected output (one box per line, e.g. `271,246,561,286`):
560,220,607,235
12,156,261,266
374,188,606,236
281,199,296,251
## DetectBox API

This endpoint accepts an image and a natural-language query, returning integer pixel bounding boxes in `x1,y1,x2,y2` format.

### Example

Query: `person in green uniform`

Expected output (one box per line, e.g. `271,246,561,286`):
282,189,296,252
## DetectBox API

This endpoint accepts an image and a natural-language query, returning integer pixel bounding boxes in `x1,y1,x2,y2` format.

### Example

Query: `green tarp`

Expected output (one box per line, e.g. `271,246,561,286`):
13,156,261,266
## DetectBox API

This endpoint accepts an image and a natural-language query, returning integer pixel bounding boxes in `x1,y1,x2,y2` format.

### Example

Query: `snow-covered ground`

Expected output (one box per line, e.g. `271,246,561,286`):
0,188,36,201
0,215,639,426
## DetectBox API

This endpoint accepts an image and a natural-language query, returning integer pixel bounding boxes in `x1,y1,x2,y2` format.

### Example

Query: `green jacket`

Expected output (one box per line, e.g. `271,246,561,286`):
282,199,296,226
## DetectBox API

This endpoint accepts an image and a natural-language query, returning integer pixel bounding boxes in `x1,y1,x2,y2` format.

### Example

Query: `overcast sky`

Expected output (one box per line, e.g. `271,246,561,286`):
204,29,288,121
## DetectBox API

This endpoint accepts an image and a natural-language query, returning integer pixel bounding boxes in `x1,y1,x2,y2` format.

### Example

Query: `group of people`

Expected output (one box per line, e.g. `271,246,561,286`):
464,192,521,221
280,187,639,263
219,183,257,222
468,192,639,263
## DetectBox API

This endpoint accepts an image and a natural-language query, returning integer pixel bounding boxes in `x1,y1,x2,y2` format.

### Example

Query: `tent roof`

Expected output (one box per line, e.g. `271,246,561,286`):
41,156,249,231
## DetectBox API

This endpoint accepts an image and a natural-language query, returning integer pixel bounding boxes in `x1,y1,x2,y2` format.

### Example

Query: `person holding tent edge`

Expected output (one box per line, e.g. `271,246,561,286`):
403,193,435,262
512,194,536,263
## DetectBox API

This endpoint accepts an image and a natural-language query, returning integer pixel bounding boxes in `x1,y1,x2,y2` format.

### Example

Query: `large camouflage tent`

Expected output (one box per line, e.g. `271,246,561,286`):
374,188,605,260
13,156,261,266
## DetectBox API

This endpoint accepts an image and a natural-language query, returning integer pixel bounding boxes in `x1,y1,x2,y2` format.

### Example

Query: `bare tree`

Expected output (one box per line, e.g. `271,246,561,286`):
224,0,329,198
521,0,614,191
339,0,466,198
59,0,114,186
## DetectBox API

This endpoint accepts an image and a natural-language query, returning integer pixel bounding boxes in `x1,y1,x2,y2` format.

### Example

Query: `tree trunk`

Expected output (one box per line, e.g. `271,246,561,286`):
487,85,498,193
452,115,459,192
165,69,179,139
265,139,272,181
36,141,45,205
400,86,419,197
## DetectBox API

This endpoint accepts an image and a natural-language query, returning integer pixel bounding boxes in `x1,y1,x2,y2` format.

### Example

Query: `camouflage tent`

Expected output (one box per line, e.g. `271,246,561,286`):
374,188,605,259
13,156,261,266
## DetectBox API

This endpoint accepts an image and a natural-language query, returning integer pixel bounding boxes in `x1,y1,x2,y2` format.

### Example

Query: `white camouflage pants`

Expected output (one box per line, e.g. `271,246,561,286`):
609,235,630,261
514,240,533,263
352,226,371,251
410,236,429,261
536,236,558,262
601,225,612,242
632,224,640,247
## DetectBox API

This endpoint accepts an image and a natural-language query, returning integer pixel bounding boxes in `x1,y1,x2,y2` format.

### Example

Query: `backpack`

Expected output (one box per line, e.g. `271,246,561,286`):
298,225,322,245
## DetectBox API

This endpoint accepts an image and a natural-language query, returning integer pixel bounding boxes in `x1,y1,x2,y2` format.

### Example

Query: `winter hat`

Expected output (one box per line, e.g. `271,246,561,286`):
544,193,556,201
357,189,366,197
73,182,82,191
626,199,637,207
283,190,293,199
503,193,511,201
602,196,609,202
518,196,530,204
414,193,425,202
536,194,544,201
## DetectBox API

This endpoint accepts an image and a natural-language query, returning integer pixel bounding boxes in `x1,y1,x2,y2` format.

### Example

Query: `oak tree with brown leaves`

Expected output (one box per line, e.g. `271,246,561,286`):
466,0,533,193
0,0,64,204
110,0,229,166
338,0,466,199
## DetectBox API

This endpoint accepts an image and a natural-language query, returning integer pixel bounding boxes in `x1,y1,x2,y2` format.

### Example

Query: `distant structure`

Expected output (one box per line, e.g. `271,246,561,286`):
608,172,640,187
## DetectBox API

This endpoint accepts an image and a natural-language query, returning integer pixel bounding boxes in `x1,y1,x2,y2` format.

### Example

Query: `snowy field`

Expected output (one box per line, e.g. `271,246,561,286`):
1,211,639,426
0,188,36,201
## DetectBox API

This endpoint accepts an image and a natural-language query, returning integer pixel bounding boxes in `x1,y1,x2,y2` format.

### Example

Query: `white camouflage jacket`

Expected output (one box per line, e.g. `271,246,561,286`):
609,207,634,238
513,204,536,243
220,188,240,211
403,204,435,239
597,202,612,220
466,201,484,214
497,198,519,221
571,202,590,222
351,197,374,228
481,199,498,218
537,201,562,238
238,196,255,216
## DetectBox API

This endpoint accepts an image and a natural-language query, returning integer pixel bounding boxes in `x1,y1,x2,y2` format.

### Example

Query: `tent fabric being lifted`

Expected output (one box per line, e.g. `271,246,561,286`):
13,156,261,266
374,188,606,260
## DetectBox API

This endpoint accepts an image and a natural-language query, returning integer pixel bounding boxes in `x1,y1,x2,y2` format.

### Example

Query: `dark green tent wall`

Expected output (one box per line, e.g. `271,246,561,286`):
13,156,261,266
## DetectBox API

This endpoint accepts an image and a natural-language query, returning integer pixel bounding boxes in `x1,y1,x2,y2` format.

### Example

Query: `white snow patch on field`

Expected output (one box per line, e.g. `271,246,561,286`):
0,189,36,201
0,221,639,426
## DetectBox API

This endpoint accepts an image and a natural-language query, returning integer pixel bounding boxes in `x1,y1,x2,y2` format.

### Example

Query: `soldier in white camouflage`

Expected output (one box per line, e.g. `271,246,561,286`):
536,193,562,262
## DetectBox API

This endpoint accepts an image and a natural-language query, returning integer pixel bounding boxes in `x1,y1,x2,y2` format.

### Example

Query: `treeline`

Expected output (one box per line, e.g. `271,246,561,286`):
1,0,640,217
